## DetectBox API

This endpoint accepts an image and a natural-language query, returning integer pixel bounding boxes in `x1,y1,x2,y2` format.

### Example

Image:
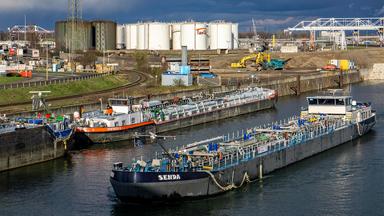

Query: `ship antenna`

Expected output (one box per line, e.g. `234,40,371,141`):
157,142,177,162
134,132,178,162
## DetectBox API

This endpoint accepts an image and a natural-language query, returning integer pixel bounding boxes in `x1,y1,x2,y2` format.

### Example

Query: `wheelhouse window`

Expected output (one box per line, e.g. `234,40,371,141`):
318,99,335,105
336,98,345,105
308,98,318,105
346,98,351,105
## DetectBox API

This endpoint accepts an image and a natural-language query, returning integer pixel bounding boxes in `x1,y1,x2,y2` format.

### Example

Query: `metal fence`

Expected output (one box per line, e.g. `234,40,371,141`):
0,72,113,90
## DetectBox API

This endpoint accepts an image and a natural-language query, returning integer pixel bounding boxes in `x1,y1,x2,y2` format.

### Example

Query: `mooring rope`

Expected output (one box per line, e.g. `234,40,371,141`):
203,169,256,191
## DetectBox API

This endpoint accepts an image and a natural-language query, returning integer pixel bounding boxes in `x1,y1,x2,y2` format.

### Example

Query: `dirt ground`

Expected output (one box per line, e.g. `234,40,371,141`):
210,48,384,71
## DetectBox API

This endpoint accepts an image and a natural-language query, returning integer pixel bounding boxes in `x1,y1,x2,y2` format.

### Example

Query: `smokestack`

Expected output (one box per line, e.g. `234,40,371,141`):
181,46,187,66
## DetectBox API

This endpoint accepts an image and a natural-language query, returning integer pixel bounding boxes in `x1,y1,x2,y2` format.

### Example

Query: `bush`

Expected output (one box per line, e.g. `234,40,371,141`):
134,51,148,72
173,79,185,87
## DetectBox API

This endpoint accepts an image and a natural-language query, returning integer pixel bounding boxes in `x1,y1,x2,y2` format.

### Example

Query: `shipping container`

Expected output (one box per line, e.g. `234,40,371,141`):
339,60,349,71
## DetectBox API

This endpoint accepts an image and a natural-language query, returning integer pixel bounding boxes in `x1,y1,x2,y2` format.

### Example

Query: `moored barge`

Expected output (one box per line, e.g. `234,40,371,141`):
0,116,73,172
75,87,277,144
110,92,375,201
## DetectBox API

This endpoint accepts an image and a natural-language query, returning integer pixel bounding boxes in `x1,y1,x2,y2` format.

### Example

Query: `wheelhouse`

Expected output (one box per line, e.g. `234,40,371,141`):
108,98,135,114
307,96,352,115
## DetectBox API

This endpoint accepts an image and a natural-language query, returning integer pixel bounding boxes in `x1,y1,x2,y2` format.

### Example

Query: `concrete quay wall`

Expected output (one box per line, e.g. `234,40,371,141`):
0,126,66,172
8,71,361,118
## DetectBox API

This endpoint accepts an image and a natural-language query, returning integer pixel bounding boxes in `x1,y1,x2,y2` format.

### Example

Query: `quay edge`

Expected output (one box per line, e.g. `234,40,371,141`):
0,126,70,172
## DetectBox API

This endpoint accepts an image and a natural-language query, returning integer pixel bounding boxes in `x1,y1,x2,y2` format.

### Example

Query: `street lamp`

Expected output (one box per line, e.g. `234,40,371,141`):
46,44,49,81
155,75,158,86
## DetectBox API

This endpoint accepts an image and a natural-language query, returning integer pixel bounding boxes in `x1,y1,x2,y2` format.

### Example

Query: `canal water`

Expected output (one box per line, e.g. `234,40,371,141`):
1,81,384,216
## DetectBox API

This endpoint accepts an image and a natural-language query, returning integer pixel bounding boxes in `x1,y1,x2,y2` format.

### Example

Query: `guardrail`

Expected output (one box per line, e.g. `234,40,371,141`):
0,72,114,90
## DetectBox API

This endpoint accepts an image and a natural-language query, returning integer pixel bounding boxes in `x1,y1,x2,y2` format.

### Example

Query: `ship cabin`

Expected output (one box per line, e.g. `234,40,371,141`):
84,98,147,128
108,98,135,114
306,96,352,115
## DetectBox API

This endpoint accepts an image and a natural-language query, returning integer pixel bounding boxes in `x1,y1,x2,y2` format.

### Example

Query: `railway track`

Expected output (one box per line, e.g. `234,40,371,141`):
0,70,148,109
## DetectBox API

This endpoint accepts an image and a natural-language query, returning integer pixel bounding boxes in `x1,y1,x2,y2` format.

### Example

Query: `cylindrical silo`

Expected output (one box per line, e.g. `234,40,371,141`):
181,23,195,50
116,24,125,49
91,20,117,51
124,24,131,49
125,24,138,49
231,23,239,49
181,22,208,50
171,23,182,50
195,23,208,50
148,23,170,50
209,22,232,50
136,23,148,50
130,24,138,49
55,21,67,51
55,20,92,52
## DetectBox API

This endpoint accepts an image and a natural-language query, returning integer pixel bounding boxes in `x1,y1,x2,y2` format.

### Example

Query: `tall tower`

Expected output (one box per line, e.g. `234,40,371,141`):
68,0,82,21
67,0,84,52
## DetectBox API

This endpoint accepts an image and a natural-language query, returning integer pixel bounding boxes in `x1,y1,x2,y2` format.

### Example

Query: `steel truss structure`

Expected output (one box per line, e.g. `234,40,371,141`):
285,18,384,49
286,18,384,32
8,25,53,34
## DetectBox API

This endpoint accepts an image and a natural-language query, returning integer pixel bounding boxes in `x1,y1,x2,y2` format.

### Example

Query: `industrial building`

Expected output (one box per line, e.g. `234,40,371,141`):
116,21,239,51
55,20,116,52
162,46,193,86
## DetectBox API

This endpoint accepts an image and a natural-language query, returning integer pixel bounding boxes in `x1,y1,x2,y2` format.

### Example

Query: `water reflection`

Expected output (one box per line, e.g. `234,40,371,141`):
1,81,383,215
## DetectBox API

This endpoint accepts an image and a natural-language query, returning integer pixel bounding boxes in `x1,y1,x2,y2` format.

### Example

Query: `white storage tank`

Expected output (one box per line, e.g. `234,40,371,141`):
172,23,182,50
124,25,130,49
125,24,138,49
136,23,148,50
130,24,138,49
231,23,239,49
181,22,208,50
148,23,170,50
116,24,125,49
209,22,233,50
195,23,208,50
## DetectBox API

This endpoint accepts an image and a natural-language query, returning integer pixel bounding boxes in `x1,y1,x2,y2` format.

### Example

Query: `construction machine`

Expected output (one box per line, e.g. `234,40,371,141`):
231,52,271,69
231,52,288,70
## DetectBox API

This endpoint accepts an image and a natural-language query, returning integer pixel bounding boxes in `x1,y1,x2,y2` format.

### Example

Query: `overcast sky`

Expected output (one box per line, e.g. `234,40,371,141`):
1,0,384,32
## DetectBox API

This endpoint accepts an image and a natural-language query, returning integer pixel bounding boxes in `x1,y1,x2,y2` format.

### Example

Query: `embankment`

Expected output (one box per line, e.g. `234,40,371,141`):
7,71,361,118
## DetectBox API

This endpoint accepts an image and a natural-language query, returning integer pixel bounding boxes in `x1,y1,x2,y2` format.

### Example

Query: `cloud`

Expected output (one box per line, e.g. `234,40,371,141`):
0,0,139,12
253,17,295,26
0,0,65,11
376,5,384,15
0,0,380,31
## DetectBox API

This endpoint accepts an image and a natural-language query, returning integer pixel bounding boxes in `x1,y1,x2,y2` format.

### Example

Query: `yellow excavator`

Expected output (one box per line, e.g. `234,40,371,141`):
231,52,288,70
231,52,271,69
